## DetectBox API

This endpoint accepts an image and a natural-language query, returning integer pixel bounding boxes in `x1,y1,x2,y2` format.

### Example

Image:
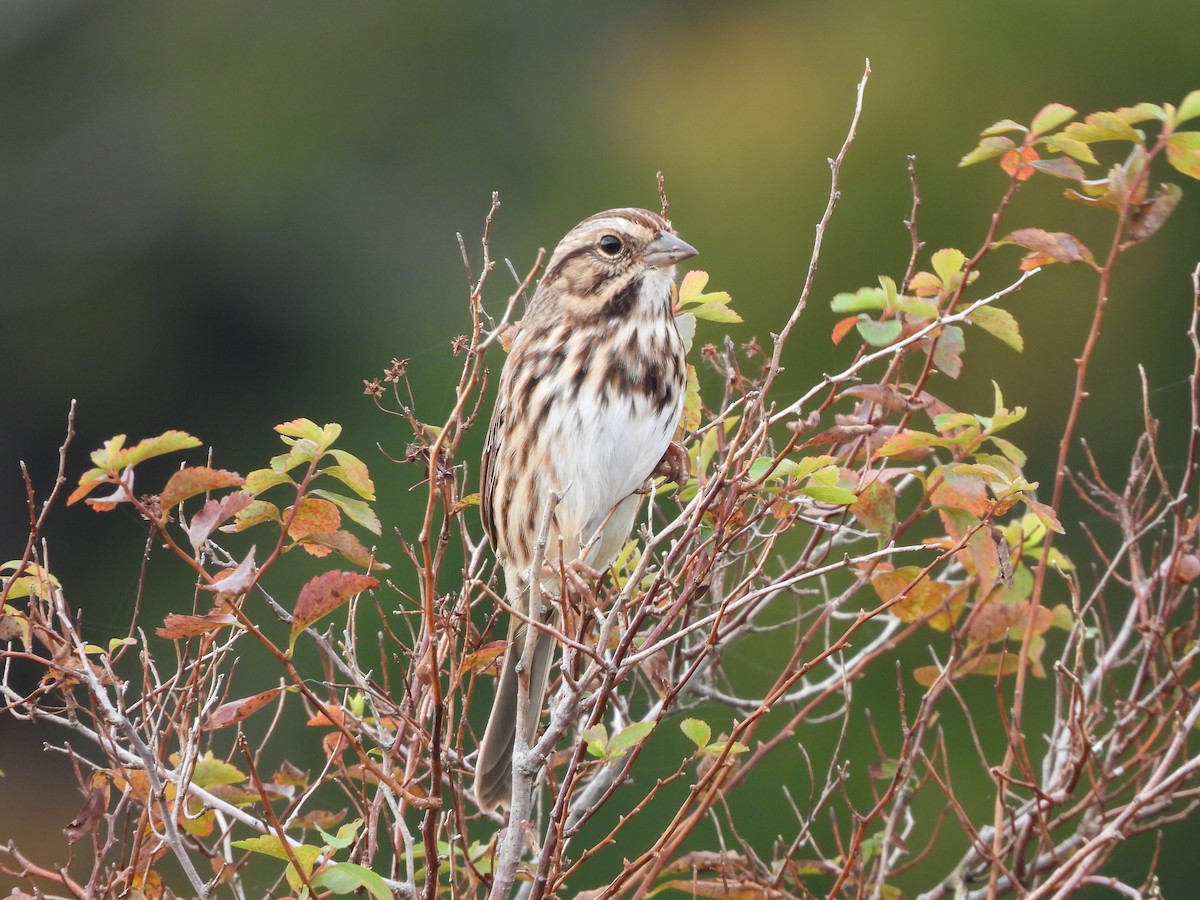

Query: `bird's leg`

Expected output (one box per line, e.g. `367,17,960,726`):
652,440,689,487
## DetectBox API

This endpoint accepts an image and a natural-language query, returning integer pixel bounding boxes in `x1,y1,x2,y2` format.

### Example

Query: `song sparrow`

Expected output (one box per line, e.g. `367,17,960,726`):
474,208,697,811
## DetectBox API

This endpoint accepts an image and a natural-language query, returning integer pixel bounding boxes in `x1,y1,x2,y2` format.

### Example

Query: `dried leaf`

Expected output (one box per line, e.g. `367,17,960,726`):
302,530,385,569
202,688,285,731
1126,183,1183,245
64,771,110,844
156,611,240,640
998,228,1096,269
202,548,258,595
187,491,256,549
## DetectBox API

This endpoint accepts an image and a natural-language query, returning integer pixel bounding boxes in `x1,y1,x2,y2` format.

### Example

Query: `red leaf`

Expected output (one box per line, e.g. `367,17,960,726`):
290,571,380,646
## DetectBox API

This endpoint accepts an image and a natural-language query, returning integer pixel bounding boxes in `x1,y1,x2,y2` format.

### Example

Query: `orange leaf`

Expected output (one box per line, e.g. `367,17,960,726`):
201,688,285,731
156,612,239,640
160,467,244,511
1000,146,1039,180
831,315,861,345
285,497,341,541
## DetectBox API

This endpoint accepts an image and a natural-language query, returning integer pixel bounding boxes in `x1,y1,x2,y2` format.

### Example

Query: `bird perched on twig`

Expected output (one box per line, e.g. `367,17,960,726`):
474,207,697,812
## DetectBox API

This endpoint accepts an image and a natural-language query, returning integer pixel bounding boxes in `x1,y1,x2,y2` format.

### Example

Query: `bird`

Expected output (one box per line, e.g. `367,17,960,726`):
473,207,697,812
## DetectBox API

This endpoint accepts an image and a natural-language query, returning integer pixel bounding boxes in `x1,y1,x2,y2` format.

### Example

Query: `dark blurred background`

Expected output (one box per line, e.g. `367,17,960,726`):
3,1,1199,893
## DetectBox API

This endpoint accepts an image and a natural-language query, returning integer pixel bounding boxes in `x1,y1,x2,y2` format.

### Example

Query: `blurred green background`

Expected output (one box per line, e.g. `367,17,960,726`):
3,1,1199,894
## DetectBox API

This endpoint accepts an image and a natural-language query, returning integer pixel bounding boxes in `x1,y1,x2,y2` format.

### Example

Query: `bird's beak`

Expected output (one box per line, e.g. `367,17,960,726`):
644,231,698,268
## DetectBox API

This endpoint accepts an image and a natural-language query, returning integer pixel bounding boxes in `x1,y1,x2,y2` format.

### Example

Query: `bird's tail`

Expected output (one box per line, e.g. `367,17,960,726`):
474,621,557,812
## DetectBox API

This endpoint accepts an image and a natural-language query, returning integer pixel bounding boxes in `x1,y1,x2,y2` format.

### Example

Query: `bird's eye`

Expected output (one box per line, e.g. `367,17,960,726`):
597,234,623,256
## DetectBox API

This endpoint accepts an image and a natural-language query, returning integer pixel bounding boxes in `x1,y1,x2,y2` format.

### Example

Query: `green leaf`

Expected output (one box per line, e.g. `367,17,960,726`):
968,306,1023,351
310,489,381,535
959,135,1016,167
1123,103,1165,124
245,468,294,495
276,418,333,445
233,500,282,531
799,484,857,506
931,248,965,287
875,429,945,457
702,739,750,757
312,862,392,900
856,318,902,347
1177,90,1200,126
680,718,711,749
1063,111,1141,143
91,430,202,472
271,439,319,473
981,119,1027,136
582,724,609,758
315,819,362,850
1166,132,1200,179
988,435,1027,467
1041,133,1098,165
895,296,939,319
686,300,743,324
608,720,655,756
324,449,377,500
1030,102,1076,136
831,286,887,313
676,269,710,304
1025,497,1065,534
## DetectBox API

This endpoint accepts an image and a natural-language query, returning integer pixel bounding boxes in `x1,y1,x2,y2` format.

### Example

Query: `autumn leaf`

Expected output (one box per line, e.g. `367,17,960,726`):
1000,146,1038,181
290,571,380,649
285,497,341,541
997,228,1096,270
202,688,285,731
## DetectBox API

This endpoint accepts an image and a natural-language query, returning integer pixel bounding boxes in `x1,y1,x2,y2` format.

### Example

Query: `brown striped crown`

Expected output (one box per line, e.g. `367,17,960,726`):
527,208,697,322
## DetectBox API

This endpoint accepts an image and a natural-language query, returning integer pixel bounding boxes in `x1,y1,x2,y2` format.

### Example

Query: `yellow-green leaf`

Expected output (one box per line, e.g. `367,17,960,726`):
1167,132,1200,179
680,718,711,749
968,306,1023,351
1177,90,1200,126
1030,102,1076,136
